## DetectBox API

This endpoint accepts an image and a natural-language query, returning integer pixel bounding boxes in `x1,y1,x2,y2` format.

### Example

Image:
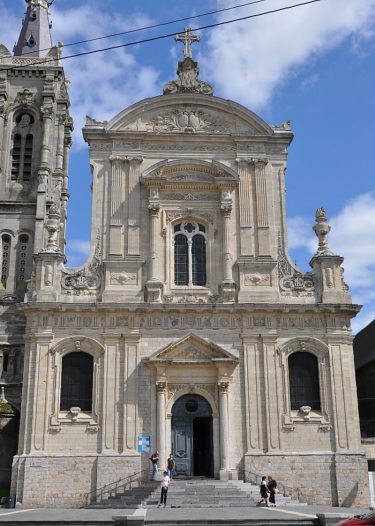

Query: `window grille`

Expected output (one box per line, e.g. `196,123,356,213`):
17,235,29,281
289,352,321,411
1,235,11,286
60,352,93,412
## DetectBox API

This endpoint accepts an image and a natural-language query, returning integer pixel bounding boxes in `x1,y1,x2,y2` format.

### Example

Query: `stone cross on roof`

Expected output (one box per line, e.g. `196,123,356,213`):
175,26,200,58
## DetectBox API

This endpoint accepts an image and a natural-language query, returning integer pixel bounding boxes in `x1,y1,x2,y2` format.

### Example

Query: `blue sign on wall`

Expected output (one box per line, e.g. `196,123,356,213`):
137,435,151,453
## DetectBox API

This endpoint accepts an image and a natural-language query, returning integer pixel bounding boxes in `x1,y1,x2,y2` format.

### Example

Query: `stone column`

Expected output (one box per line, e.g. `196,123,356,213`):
149,204,160,281
222,207,233,282
35,104,54,253
220,190,235,302
251,158,270,256
55,114,65,173
237,160,254,255
156,381,166,472
218,381,229,477
101,335,121,453
109,156,126,257
127,157,142,256
145,192,163,302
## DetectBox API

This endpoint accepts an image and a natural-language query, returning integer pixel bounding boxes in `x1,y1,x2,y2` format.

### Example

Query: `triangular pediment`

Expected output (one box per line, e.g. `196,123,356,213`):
147,333,238,363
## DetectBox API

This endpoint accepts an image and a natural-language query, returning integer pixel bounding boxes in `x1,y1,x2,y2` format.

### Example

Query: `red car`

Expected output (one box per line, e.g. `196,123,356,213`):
337,511,375,526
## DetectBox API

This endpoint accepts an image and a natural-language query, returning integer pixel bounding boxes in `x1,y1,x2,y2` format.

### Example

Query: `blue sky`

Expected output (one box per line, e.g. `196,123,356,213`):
2,0,375,332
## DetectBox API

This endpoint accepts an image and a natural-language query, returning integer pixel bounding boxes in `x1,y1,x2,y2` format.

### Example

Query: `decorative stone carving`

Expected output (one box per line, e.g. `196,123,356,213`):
272,120,291,131
15,88,33,107
244,272,271,286
162,192,216,201
69,407,81,421
165,210,215,224
278,236,315,296
110,272,137,285
61,231,102,296
313,208,335,256
85,115,107,126
43,204,62,252
299,405,312,420
150,109,228,133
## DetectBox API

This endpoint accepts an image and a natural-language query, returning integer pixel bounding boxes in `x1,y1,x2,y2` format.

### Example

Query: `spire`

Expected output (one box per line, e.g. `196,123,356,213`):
14,0,53,58
163,26,213,96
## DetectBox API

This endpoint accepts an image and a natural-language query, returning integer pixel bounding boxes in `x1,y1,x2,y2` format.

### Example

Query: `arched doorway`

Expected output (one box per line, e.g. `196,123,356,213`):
171,394,213,477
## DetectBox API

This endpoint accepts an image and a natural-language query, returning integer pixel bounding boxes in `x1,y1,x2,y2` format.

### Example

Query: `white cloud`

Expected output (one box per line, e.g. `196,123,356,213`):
49,5,160,147
288,192,375,333
202,0,375,109
65,239,90,267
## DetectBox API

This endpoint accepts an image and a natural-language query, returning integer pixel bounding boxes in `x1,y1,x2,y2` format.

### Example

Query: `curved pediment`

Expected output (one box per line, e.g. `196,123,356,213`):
105,94,275,137
146,333,238,364
141,159,238,186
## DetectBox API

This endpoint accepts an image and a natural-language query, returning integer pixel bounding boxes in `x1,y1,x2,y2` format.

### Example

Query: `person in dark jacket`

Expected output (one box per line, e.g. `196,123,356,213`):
267,475,277,507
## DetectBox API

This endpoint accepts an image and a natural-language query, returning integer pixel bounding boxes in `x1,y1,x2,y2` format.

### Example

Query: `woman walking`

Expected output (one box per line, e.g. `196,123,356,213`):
259,476,269,506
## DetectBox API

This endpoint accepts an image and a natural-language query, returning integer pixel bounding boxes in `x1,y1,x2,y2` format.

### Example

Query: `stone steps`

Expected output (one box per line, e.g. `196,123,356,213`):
91,478,306,509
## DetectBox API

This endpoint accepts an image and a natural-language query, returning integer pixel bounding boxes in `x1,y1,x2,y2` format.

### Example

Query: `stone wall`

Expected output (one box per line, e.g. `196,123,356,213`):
245,453,370,507
12,454,142,508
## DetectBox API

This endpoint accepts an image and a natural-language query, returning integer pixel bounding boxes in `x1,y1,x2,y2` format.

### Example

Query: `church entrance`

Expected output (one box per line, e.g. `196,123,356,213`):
171,394,213,477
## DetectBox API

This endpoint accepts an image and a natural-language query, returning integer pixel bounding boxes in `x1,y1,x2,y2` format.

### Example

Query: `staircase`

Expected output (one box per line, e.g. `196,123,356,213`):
90,480,159,509
144,479,304,508
91,478,304,509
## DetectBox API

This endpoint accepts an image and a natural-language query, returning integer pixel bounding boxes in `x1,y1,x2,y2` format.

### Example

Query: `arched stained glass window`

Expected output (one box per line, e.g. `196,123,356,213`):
60,352,93,412
1,235,11,286
173,222,207,287
289,352,321,411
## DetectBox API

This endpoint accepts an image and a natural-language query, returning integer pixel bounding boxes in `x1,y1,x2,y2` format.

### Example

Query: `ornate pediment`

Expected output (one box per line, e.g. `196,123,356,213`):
141,160,238,187
146,333,238,364
116,106,260,135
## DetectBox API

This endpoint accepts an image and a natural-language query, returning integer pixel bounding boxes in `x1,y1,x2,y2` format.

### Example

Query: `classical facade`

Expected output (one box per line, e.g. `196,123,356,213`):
0,1,370,508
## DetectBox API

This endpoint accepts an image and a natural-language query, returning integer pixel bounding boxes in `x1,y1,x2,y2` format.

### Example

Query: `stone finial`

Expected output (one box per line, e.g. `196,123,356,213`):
163,27,213,95
313,207,334,256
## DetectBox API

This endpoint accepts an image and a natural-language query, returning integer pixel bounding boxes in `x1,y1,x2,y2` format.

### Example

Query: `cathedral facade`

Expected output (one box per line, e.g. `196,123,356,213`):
0,0,370,507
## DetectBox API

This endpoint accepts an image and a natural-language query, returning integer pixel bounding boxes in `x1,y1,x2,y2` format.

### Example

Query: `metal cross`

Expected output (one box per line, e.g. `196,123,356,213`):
175,26,200,59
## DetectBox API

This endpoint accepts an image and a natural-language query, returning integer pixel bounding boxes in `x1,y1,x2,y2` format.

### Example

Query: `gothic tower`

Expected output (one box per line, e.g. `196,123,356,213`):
0,0,72,493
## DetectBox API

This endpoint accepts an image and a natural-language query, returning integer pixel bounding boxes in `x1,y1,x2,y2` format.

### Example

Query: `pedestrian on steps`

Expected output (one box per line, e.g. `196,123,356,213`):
149,450,159,481
167,453,175,479
259,476,269,506
157,470,170,508
267,475,278,507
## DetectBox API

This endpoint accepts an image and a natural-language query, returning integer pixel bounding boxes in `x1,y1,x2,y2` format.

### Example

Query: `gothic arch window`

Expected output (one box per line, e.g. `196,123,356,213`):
173,221,207,286
17,234,30,282
288,352,321,411
1,234,11,287
11,113,35,181
60,352,93,412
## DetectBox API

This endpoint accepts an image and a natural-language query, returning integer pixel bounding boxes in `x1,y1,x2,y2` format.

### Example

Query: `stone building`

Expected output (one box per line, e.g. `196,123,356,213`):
0,0,370,508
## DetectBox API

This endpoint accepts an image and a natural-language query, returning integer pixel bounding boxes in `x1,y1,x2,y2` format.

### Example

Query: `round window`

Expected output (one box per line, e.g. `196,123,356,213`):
185,399,198,413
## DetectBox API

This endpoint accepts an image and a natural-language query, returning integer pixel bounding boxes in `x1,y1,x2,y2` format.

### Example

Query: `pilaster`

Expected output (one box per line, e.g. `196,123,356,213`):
127,157,143,256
